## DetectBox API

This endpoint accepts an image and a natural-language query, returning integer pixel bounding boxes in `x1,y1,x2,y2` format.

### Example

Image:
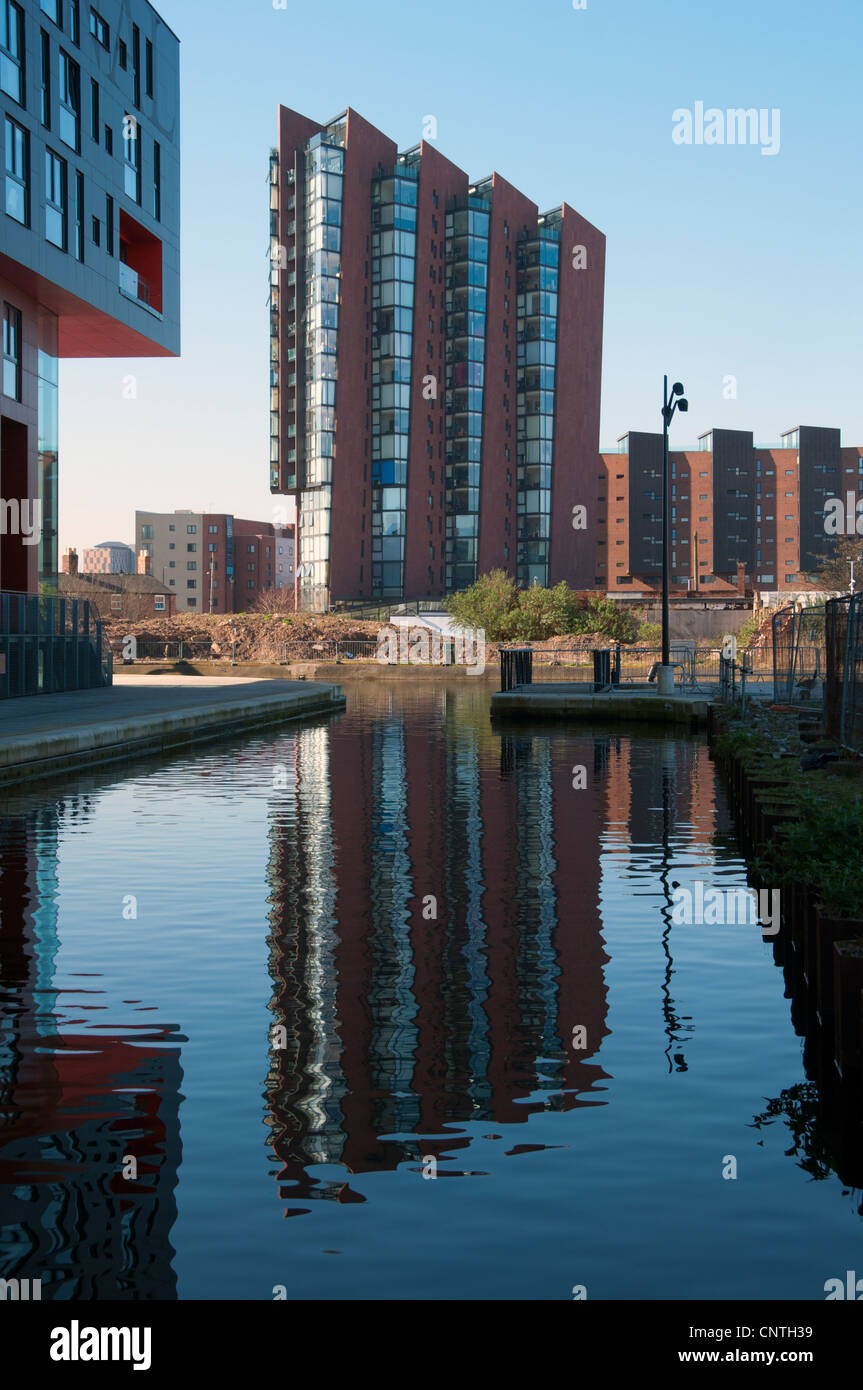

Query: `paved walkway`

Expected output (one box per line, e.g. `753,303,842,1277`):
0,675,345,783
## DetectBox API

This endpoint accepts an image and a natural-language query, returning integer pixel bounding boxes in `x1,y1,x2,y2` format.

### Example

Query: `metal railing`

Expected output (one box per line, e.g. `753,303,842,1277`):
112,636,217,663
825,594,863,751
500,647,533,691
0,590,110,698
118,261,151,306
771,604,826,705
526,645,733,689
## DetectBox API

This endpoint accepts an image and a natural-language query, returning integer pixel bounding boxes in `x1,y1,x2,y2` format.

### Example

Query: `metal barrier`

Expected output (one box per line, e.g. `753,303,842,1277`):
825,594,863,751
336,639,379,661
114,636,216,664
526,645,732,690
0,590,110,698
771,604,826,705
500,647,533,691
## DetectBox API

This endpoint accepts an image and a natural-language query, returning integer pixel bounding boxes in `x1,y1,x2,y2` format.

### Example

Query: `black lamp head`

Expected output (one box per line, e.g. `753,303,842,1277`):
678,398,689,412
672,382,685,397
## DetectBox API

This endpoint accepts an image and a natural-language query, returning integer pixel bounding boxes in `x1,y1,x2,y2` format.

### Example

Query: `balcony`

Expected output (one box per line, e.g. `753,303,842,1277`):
118,210,163,315
118,260,151,306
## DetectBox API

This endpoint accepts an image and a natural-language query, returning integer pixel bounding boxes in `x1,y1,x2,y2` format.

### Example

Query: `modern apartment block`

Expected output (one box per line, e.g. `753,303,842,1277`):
269,106,605,611
135,509,295,613
80,538,133,571
597,425,862,600
1,0,180,595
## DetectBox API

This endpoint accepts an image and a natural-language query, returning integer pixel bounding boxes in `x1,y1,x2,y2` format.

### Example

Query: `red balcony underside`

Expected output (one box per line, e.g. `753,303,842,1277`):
0,251,175,358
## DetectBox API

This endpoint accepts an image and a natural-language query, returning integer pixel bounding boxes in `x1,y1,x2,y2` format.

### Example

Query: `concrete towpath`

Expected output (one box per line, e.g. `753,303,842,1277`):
0,675,345,786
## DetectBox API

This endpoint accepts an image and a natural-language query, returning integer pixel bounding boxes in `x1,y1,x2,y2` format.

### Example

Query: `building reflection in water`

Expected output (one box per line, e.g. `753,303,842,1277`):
0,798,183,1299
263,691,727,1208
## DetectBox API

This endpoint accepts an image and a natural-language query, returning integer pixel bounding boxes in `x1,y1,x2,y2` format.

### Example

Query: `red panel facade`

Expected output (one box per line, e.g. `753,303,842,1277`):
551,204,606,590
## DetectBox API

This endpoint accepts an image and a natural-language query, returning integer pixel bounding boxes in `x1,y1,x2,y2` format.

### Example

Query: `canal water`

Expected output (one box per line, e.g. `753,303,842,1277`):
0,680,860,1300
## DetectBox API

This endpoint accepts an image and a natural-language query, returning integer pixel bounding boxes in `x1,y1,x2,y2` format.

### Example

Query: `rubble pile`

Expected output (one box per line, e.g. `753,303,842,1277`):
104,613,390,663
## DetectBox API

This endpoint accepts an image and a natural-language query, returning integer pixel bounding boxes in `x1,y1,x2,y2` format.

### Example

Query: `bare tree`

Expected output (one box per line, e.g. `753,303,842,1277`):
811,536,863,594
249,586,297,615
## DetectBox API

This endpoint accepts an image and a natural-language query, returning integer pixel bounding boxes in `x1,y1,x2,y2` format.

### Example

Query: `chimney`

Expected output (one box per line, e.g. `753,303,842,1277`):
137,549,152,576
62,547,78,576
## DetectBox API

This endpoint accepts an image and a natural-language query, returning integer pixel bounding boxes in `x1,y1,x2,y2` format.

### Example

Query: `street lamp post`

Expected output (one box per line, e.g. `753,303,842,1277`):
659,375,688,695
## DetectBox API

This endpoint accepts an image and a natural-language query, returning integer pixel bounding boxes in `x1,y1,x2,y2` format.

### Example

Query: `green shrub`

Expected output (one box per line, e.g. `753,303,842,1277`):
446,574,640,643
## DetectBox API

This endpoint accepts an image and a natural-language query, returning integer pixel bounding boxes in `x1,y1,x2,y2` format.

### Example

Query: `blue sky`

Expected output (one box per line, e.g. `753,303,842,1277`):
60,0,863,551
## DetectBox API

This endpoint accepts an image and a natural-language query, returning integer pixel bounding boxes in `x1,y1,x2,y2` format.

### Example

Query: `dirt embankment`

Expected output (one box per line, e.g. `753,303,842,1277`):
105,614,646,665
104,613,389,663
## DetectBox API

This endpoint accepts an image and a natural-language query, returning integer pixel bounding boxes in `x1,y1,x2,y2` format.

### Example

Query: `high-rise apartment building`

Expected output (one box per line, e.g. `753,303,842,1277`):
0,0,180,595
597,425,862,600
269,106,605,611
135,509,295,612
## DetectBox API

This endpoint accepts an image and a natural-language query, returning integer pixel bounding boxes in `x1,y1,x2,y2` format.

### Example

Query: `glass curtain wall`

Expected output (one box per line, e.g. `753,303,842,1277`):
516,218,560,589
268,149,281,491
445,194,490,592
300,133,343,610
370,158,418,599
38,309,59,591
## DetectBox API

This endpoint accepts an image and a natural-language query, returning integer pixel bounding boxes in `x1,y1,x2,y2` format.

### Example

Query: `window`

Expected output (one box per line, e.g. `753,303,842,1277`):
122,114,139,201
90,212,99,243
67,0,78,43
145,37,153,97
208,524,218,534
168,543,174,550
105,191,113,253
73,168,83,258
186,524,196,534
131,23,139,105
44,148,67,248
247,544,255,553
117,36,126,68
140,524,153,539
154,595,165,611
0,1,24,106
187,561,196,571
58,50,80,150
40,0,60,23
110,594,122,612
89,8,108,48
186,598,195,607
186,579,196,590
168,524,175,531
153,137,160,219
40,30,50,126
168,559,175,567
2,302,22,400
89,76,98,140
4,116,29,224
103,121,112,153
186,542,196,552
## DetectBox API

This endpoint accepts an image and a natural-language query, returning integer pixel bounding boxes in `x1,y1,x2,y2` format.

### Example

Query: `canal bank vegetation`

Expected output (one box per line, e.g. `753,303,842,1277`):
711,700,863,1088
445,570,661,644
712,703,863,919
